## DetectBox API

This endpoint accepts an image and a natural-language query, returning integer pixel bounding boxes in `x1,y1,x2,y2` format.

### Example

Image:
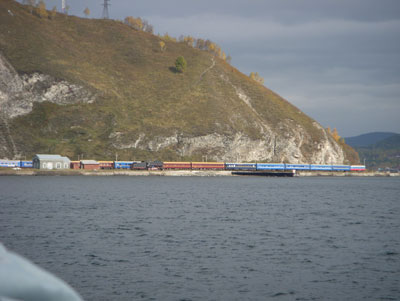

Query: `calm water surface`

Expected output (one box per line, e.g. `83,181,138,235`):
1,176,399,300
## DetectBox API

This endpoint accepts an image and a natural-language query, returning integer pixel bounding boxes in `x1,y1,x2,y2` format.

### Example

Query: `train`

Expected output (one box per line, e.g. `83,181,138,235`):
0,160,33,168
140,162,366,172
0,159,366,172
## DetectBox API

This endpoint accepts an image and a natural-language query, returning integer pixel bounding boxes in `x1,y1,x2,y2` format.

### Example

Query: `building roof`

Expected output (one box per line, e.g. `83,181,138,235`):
34,154,70,162
80,160,99,165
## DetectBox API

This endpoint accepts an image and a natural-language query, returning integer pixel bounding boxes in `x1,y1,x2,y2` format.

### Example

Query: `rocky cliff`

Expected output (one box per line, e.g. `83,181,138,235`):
0,53,95,119
0,0,358,163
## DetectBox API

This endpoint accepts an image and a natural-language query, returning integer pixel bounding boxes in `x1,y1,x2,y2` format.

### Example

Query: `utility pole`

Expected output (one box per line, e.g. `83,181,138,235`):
102,0,110,19
61,0,65,14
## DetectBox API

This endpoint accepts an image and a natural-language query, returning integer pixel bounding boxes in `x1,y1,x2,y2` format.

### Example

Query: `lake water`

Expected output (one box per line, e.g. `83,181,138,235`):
1,176,399,300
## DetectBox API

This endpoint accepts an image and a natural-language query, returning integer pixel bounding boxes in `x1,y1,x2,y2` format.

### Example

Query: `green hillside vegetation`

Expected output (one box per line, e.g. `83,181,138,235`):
355,134,400,170
0,0,358,162
345,132,397,148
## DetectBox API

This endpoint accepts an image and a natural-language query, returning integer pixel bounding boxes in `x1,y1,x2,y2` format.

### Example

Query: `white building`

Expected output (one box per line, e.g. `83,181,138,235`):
33,154,70,170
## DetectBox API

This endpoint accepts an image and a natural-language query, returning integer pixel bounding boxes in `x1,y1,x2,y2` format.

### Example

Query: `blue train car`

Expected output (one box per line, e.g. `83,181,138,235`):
256,163,285,170
114,161,135,169
310,164,332,171
285,164,310,170
332,165,351,171
20,161,33,168
0,160,21,168
225,163,257,171
350,165,366,171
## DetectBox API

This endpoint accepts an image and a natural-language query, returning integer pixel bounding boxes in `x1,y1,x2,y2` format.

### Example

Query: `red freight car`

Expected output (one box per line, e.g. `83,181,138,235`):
191,162,225,170
163,162,192,170
98,161,114,169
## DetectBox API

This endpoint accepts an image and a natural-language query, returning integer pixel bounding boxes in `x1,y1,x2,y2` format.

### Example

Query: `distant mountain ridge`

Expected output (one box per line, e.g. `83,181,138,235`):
346,133,400,170
345,132,398,148
373,134,400,149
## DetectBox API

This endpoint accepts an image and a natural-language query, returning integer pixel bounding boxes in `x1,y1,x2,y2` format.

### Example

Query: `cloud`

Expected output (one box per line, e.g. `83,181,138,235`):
147,13,400,42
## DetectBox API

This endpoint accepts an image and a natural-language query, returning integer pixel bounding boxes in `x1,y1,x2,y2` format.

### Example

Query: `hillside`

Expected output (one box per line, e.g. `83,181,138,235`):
0,0,359,164
345,132,398,148
354,134,400,170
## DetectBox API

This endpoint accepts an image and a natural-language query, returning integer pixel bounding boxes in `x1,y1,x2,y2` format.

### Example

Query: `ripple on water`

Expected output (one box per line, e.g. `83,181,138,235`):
0,176,399,300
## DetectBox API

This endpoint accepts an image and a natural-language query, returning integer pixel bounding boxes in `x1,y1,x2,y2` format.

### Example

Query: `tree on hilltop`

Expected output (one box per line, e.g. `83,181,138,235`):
125,16,143,31
36,0,48,19
249,72,264,85
142,19,154,34
84,7,90,18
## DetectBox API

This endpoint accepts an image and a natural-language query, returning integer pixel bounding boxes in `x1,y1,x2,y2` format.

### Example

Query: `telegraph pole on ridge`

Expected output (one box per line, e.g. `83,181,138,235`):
102,0,110,19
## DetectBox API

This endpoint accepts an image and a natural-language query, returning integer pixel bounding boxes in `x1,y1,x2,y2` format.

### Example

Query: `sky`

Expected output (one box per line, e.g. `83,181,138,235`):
19,0,400,137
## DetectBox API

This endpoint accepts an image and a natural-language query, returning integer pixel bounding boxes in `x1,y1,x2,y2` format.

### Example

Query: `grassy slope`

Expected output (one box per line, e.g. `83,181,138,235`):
0,0,356,162
354,134,400,170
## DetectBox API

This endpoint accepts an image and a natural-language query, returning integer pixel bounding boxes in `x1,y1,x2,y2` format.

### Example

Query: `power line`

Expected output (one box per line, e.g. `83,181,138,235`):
102,0,110,19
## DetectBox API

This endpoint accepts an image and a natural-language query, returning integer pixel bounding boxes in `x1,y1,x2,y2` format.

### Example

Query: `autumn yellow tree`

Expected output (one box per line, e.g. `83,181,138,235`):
125,16,143,31
159,41,166,52
221,51,227,61
183,36,195,47
331,128,341,142
249,72,264,85
84,7,90,18
36,0,48,19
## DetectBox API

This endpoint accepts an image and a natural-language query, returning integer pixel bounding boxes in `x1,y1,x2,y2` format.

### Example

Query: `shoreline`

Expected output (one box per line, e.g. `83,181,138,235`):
0,169,399,177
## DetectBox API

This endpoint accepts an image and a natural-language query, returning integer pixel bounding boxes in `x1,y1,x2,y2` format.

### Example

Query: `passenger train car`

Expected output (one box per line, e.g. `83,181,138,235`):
0,160,33,168
0,159,366,172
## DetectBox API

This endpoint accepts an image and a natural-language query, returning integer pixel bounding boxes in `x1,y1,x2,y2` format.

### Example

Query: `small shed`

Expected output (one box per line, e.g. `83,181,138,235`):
33,155,70,170
80,160,100,170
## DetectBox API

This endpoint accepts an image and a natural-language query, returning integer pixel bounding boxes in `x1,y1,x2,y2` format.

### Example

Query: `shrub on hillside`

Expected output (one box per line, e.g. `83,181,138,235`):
175,56,187,73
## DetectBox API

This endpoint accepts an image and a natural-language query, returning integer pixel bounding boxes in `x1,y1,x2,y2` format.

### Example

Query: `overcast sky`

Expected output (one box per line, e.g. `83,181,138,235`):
21,0,400,136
